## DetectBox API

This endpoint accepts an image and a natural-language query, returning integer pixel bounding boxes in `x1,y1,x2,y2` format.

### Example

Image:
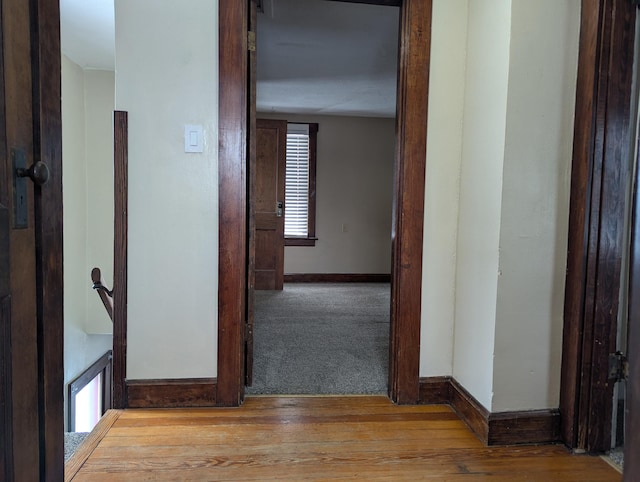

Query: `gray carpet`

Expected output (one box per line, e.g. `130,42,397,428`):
64,432,89,462
246,283,390,395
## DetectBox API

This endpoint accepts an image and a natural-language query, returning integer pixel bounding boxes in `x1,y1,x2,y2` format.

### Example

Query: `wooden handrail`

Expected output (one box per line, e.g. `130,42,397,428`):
91,267,113,321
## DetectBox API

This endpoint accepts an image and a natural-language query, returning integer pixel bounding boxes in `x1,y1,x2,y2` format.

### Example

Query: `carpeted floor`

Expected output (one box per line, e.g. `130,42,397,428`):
246,283,390,395
64,432,89,462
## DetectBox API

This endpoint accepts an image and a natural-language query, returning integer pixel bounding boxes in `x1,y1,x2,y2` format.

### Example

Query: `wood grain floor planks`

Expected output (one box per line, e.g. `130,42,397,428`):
66,396,620,481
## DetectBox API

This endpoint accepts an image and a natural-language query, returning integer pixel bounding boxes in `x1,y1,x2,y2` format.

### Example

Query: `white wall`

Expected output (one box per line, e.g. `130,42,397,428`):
452,0,512,410
115,0,218,379
492,0,579,412
419,0,468,378
85,69,116,334
62,54,113,429
111,0,580,411
262,114,395,274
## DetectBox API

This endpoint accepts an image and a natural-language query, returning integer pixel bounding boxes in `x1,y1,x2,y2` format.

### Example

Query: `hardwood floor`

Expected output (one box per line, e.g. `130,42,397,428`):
66,396,620,481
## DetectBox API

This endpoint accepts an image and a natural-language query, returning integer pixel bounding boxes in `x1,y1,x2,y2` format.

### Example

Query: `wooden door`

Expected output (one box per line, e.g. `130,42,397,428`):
254,119,286,291
245,0,257,385
0,0,64,479
625,88,640,482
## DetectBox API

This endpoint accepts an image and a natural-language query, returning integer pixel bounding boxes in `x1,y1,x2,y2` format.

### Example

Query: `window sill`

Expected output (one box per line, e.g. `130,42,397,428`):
285,237,318,247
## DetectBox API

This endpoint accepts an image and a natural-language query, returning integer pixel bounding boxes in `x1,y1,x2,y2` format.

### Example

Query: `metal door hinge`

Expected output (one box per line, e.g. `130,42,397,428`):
608,351,629,382
248,31,256,52
245,323,253,341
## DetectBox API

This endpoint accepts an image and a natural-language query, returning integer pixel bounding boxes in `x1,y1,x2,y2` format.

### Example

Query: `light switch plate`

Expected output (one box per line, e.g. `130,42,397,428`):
184,124,204,153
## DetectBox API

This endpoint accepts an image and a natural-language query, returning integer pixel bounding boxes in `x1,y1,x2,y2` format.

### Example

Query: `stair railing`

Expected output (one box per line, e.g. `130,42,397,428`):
91,267,113,321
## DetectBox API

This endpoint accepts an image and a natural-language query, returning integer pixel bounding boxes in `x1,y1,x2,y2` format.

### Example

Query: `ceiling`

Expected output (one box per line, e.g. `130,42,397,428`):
60,0,115,71
257,0,399,117
59,0,399,117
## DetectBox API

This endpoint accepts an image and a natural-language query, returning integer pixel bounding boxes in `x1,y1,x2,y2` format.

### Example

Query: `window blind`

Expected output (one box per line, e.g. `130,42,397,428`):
285,124,310,237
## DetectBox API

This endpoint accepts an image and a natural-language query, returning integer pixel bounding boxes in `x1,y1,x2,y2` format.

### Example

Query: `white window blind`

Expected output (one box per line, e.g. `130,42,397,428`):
285,124,310,237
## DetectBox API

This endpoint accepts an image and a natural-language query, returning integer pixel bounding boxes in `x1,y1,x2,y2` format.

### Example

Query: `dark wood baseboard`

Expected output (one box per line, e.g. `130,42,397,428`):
488,408,561,445
284,273,391,283
448,378,490,442
418,376,451,404
126,378,217,408
419,377,561,446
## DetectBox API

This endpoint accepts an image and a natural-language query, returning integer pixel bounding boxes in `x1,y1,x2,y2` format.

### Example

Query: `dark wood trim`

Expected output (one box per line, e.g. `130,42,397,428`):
113,111,128,409
488,409,561,446
0,297,13,481
624,75,640,482
67,351,113,432
560,0,637,453
217,0,248,407
326,0,402,7
284,237,317,247
388,0,431,405
245,0,257,388
418,376,451,405
307,123,317,240
419,378,561,446
126,379,217,408
283,122,317,245
448,378,490,443
284,273,390,283
30,0,64,477
220,0,429,407
64,410,122,482
559,0,599,448
0,5,14,476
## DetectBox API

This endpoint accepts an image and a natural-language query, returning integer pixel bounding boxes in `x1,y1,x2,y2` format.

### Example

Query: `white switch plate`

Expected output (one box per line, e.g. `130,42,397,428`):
184,125,204,153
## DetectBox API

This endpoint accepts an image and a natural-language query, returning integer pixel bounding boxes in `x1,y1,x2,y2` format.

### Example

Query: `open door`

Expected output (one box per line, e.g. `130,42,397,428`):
625,86,640,482
245,0,258,386
0,0,64,479
254,118,287,291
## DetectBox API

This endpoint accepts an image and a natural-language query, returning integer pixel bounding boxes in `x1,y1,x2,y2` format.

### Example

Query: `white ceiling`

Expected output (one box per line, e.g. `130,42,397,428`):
60,0,115,70
257,0,399,117
59,0,399,117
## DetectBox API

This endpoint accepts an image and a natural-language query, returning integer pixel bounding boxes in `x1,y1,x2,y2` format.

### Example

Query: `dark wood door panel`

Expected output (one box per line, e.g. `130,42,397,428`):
0,0,64,478
255,230,277,271
255,119,286,291
2,0,40,477
625,54,640,482
256,127,280,212
561,0,637,454
0,295,11,480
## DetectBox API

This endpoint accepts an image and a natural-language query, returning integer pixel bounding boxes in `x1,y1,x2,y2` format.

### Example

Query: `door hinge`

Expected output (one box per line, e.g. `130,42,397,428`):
248,31,256,52
608,351,629,382
245,323,253,342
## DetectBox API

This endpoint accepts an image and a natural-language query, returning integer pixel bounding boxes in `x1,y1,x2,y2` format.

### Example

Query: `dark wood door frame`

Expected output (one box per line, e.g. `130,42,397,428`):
32,1,65,476
560,0,637,453
625,98,640,481
0,0,64,478
217,0,431,405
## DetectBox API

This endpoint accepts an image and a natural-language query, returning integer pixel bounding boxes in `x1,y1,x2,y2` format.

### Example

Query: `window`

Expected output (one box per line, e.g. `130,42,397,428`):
285,123,318,246
68,351,112,432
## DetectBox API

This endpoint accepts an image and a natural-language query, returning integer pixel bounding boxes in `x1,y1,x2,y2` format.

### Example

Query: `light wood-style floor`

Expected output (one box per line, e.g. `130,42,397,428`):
66,396,620,481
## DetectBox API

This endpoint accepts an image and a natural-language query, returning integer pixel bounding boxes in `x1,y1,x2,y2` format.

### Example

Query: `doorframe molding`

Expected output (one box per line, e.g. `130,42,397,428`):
560,0,637,453
626,106,640,479
217,0,250,406
31,0,65,477
217,0,431,405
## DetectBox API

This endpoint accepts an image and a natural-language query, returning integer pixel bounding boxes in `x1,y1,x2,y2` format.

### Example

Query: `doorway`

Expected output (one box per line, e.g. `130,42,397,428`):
217,0,431,405
248,2,399,393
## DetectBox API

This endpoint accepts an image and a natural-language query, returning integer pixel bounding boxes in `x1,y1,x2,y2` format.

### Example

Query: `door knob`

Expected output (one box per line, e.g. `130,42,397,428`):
16,161,50,186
